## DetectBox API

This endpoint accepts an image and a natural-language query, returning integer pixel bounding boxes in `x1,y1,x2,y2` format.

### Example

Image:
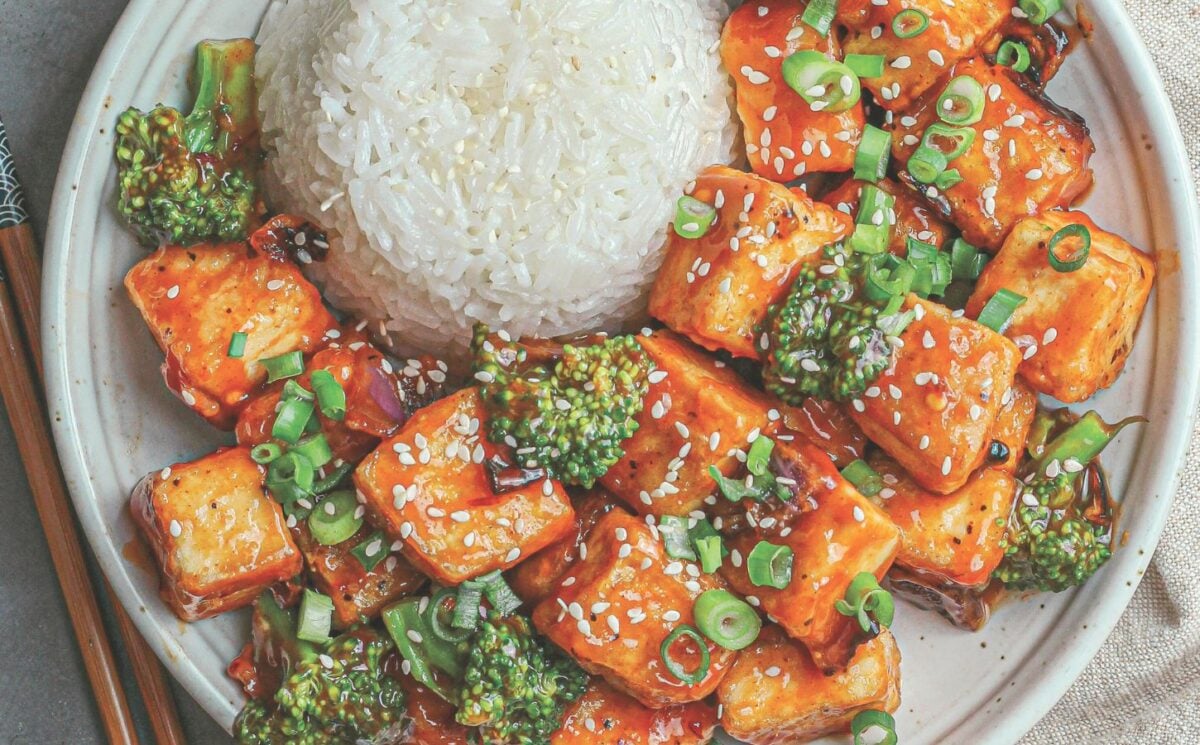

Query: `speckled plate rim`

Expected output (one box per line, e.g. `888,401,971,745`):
41,0,1200,740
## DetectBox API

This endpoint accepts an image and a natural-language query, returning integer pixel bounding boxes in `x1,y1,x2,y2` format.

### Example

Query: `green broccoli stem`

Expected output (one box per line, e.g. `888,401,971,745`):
186,39,258,157
1032,411,1145,478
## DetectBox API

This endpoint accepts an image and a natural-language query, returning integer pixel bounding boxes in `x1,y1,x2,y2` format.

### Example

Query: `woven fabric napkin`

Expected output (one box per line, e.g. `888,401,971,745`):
1022,1,1200,742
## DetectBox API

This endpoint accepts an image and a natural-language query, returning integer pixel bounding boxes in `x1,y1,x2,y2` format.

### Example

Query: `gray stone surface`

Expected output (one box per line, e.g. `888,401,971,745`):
0,1,229,742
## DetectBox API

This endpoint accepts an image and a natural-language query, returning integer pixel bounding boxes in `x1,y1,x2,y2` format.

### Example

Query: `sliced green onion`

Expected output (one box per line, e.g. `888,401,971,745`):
892,8,929,38
427,587,473,642
904,238,939,266
864,255,915,302
746,435,774,477
1019,0,1062,24
260,350,305,383
781,51,861,113
674,196,717,239
292,433,333,470
281,379,314,402
849,224,890,255
907,146,948,185
227,332,248,359
660,515,698,561
694,535,725,574
841,459,884,497
382,599,463,701
854,125,892,183
857,184,895,223
272,398,314,444
852,710,898,745
834,571,895,634
931,251,953,296
923,123,977,160
934,168,963,190
1047,223,1091,272
476,570,522,616
307,490,362,546
267,451,315,498
976,288,1027,333
747,540,794,589
350,529,388,572
1034,410,1145,478
936,75,986,126
800,0,839,37
950,237,988,280
659,625,711,684
452,581,484,632
997,40,1032,73
250,442,283,464
313,461,354,495
845,54,885,79
693,589,761,651
296,589,334,644
311,369,347,421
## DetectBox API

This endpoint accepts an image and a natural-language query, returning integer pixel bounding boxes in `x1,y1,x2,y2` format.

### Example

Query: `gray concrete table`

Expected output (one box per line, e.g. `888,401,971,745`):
0,1,228,742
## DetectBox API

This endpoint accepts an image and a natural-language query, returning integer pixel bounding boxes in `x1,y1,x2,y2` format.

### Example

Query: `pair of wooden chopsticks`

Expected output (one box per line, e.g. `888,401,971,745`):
0,118,186,744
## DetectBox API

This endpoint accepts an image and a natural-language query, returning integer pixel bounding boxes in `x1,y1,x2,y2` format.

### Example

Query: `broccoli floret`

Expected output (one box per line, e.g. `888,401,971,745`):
455,612,589,745
761,243,903,404
473,325,653,487
233,595,406,745
994,473,1113,593
115,39,260,246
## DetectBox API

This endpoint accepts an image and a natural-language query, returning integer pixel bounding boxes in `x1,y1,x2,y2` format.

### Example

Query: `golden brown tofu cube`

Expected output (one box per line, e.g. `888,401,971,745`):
354,388,575,585
125,243,338,428
650,167,851,359
841,0,1012,111
892,57,1094,249
600,331,774,517
551,680,718,745
848,296,1021,494
291,520,426,628
718,626,901,745
129,447,302,621
966,211,1156,402
770,397,867,467
718,439,900,671
720,0,865,179
533,511,736,708
509,489,627,606
870,454,1017,587
988,379,1038,472
822,178,955,257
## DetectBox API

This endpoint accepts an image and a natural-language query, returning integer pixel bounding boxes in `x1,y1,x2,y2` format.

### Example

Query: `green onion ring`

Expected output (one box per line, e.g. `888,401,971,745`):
250,442,283,464
659,625,711,684
781,51,862,113
976,288,1028,333
260,350,305,383
936,75,986,126
892,8,929,38
746,540,794,589
674,196,717,239
997,40,1032,73
841,459,884,497
693,590,761,651
427,588,473,642
852,709,899,745
227,331,248,359
307,490,362,546
1019,0,1062,24
1046,223,1091,272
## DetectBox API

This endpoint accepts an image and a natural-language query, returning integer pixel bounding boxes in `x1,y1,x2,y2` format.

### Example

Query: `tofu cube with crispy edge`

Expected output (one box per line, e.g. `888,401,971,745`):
966,211,1156,402
125,242,338,428
892,57,1094,250
770,397,867,467
869,453,1017,587
841,0,1012,111
129,447,302,621
988,379,1038,473
509,489,627,605
551,679,718,745
291,520,426,628
717,439,900,672
718,626,900,745
600,330,775,516
533,511,737,707
720,0,865,179
353,388,575,585
236,340,408,464
848,296,1021,494
649,166,851,358
822,178,954,256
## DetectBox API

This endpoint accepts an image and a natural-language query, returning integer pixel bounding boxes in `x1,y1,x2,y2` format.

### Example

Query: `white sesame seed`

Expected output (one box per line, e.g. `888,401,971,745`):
166,284,180,299
505,547,521,563
169,520,182,538
941,457,952,475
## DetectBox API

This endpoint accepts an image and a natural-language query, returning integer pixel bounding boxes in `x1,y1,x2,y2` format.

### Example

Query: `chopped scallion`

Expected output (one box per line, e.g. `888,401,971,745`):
800,0,839,37
476,570,522,616
660,515,698,561
1046,223,1091,272
834,571,895,635
260,350,305,383
695,535,725,574
307,490,362,546
272,398,315,444
659,625,710,684
250,442,283,465
693,589,761,651
746,540,794,589
311,369,347,421
950,237,988,280
852,710,898,745
845,53,885,79
892,8,929,38
296,589,334,644
936,75,986,126
997,40,1032,73
674,196,717,239
427,587,473,642
976,288,1027,333
227,331,247,359
841,459,884,497
853,125,892,183
1018,0,1062,24
452,581,484,632
350,529,388,572
781,51,861,113
907,145,948,185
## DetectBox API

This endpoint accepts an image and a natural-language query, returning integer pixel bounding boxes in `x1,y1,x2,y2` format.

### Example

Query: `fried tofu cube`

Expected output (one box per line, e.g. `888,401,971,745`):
988,380,1038,472
718,626,901,745
291,521,426,628
848,296,1021,494
509,489,627,606
841,0,1012,111
770,397,867,467
892,57,1094,249
718,439,900,671
354,388,575,585
551,680,718,745
870,454,1017,587
600,331,774,516
720,0,866,179
965,211,1156,402
129,447,302,621
822,178,954,256
649,167,851,358
533,511,737,707
125,243,337,428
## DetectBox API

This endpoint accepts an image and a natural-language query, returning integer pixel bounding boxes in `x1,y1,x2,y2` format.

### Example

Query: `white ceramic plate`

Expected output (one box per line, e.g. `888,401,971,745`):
43,0,1200,741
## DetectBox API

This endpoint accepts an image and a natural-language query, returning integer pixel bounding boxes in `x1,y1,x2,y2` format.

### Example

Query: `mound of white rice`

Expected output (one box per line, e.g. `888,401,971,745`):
256,0,737,358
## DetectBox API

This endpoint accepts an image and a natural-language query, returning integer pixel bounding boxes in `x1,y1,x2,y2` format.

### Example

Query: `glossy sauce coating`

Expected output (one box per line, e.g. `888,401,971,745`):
822,177,954,255
550,679,717,745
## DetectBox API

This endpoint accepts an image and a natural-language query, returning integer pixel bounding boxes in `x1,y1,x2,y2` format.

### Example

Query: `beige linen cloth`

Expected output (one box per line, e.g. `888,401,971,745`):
1022,1,1200,742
